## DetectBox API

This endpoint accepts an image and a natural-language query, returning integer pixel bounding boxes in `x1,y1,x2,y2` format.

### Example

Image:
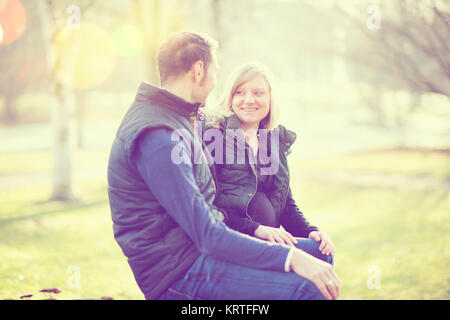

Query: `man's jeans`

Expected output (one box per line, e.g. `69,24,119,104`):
159,238,334,300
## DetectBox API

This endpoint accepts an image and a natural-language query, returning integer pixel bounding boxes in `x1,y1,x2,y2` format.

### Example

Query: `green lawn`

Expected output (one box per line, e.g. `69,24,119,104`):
295,148,450,180
0,181,143,300
295,181,450,299
0,148,449,299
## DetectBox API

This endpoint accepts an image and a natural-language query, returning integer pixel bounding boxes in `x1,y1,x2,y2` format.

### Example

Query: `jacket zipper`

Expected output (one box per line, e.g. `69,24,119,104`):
244,144,258,221
281,151,290,210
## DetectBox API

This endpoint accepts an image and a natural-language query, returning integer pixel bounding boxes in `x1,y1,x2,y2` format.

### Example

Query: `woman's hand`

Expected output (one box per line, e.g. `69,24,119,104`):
254,225,298,247
308,231,336,256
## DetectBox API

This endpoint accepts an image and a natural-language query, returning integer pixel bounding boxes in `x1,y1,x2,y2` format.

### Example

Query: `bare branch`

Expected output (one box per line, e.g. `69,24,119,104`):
333,1,450,98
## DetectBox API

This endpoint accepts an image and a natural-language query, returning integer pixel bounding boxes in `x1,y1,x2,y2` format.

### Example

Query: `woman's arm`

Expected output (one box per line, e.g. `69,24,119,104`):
211,159,260,236
280,187,319,238
223,209,260,236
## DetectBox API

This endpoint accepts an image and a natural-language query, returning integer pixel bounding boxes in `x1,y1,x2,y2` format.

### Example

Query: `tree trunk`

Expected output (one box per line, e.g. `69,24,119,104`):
211,0,223,47
136,0,161,86
75,89,86,149
38,0,77,202
2,91,18,124
50,81,76,201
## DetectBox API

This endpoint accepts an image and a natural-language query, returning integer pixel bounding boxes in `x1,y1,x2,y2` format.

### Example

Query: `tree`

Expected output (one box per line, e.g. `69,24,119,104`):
37,0,94,201
0,0,47,124
0,43,24,124
134,0,186,85
333,0,450,125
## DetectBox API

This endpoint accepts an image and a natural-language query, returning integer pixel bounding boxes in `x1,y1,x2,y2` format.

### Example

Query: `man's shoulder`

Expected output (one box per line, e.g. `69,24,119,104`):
137,127,176,148
136,126,194,156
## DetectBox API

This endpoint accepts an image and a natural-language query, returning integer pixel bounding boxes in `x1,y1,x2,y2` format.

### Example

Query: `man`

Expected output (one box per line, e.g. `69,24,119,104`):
107,31,339,300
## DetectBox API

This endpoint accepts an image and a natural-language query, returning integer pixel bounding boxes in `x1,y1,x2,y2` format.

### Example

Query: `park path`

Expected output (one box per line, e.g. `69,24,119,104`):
294,170,450,190
0,169,107,192
1,169,449,192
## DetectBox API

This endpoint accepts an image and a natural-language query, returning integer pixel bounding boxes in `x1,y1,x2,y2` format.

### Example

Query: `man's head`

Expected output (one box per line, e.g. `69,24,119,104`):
157,31,219,104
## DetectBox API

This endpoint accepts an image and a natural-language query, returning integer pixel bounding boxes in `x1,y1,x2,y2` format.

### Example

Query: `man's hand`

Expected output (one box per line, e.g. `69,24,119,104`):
308,231,335,256
290,249,340,300
254,225,298,247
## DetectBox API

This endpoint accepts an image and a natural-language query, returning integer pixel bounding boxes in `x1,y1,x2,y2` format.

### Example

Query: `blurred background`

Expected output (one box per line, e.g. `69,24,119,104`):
0,0,449,300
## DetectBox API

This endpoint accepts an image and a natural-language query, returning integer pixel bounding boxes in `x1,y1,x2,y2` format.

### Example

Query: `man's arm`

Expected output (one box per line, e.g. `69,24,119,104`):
134,128,291,272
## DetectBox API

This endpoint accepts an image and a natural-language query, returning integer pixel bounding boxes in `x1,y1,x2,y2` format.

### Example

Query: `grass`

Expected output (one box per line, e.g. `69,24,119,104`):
295,182,450,299
294,148,450,180
0,149,109,176
0,149,144,300
0,148,449,299
290,149,450,299
0,180,143,300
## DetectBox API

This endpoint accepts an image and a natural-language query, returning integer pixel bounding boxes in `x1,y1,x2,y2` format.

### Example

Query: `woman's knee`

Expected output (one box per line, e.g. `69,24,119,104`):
295,238,334,265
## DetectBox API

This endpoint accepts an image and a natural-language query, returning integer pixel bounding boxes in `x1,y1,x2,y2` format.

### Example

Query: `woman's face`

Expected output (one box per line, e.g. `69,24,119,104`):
231,74,271,130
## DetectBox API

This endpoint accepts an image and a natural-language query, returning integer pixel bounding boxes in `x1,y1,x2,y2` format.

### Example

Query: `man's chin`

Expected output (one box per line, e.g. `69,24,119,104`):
191,94,206,106
194,96,208,108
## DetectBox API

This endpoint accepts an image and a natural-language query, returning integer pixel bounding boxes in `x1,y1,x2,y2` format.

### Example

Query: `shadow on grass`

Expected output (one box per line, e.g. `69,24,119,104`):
0,200,107,227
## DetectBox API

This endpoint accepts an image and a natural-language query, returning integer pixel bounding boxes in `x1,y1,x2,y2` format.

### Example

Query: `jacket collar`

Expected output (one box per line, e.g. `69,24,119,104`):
223,113,297,152
136,82,202,118
278,126,297,151
224,112,243,130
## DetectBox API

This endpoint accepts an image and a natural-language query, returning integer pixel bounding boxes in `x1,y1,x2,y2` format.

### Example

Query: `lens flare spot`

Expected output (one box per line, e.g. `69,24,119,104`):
0,0,27,45
113,24,144,57
52,23,117,89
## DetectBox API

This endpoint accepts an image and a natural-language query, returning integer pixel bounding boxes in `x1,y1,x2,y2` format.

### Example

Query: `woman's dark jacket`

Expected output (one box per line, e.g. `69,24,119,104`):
203,113,319,238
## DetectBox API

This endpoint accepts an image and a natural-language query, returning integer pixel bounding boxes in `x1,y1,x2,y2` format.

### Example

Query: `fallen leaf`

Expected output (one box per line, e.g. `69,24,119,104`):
40,288,61,294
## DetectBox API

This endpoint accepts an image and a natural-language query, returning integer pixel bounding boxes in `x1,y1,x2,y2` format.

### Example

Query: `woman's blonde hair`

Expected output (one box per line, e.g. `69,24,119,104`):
206,62,280,130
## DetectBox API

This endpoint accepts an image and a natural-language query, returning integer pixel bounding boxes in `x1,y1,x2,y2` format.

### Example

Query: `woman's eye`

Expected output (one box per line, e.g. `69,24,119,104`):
254,91,264,96
235,90,244,96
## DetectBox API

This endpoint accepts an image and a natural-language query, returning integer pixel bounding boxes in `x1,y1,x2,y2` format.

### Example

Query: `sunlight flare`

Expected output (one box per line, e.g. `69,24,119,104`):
0,0,27,45
51,23,117,89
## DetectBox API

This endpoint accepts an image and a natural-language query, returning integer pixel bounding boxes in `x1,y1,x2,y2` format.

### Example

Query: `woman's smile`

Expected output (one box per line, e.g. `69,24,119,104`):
240,106,259,113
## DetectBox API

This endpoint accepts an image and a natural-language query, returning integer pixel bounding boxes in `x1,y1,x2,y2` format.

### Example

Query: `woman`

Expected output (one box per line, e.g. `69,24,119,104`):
204,63,336,260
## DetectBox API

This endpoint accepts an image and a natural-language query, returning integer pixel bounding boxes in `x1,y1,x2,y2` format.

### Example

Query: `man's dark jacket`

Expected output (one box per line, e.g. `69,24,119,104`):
107,82,220,299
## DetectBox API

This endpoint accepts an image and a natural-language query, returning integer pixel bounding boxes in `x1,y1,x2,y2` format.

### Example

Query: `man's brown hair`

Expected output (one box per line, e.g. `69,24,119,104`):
157,31,218,85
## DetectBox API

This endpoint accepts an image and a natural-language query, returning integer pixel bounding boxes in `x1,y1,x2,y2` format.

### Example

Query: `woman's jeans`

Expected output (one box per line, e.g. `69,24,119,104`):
159,238,334,300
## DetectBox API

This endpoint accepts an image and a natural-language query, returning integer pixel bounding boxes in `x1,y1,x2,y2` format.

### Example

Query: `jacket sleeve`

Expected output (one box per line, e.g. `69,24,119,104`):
134,128,291,273
280,187,319,238
223,208,260,236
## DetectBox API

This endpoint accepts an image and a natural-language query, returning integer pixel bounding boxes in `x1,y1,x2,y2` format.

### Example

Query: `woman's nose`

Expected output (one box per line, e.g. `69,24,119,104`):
244,94,255,105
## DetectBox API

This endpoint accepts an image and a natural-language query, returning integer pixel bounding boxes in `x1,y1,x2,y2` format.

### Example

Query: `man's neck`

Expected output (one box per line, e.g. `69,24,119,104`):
162,78,194,104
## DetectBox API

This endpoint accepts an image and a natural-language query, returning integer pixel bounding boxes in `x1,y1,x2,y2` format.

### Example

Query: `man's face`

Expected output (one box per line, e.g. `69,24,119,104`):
192,53,219,105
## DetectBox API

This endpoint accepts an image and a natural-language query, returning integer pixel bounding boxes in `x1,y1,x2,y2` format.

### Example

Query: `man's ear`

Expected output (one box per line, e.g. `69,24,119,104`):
193,61,205,83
